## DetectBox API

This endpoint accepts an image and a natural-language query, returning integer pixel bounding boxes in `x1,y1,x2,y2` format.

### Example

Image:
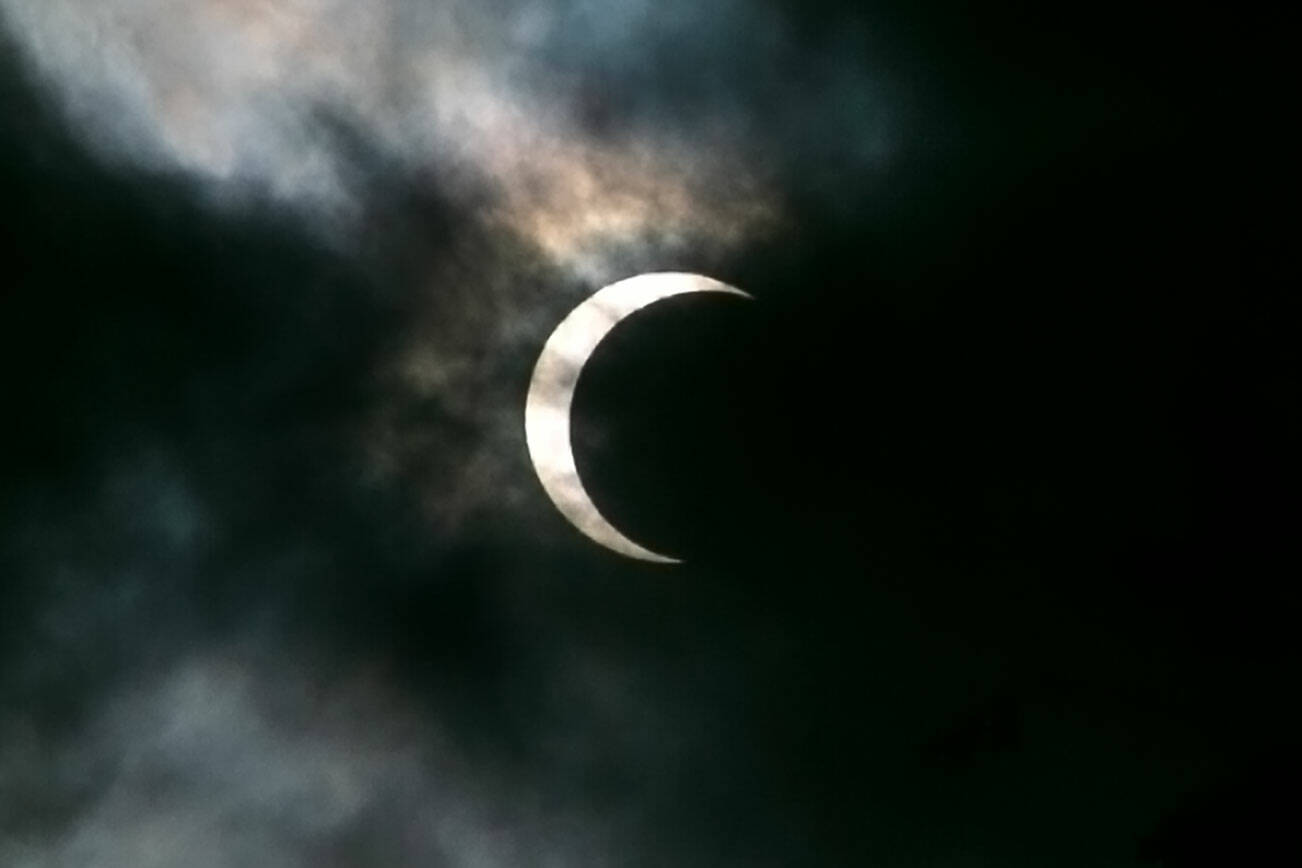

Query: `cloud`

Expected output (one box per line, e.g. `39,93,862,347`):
0,0,873,277
0,649,621,867
0,439,745,866
0,4,897,864
0,1,896,535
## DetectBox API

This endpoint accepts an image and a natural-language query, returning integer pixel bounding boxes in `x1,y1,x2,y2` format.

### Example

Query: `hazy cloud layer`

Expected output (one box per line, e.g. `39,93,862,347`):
1,650,621,867
0,0,892,277
0,0,892,534
0,2,895,864
0,445,739,866
4,2,1294,865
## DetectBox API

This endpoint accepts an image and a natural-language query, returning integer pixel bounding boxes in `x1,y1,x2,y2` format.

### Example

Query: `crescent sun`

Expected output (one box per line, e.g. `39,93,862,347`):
525,272,752,563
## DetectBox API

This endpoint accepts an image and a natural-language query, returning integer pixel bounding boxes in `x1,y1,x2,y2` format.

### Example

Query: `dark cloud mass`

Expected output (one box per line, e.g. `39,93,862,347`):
1,1,1295,866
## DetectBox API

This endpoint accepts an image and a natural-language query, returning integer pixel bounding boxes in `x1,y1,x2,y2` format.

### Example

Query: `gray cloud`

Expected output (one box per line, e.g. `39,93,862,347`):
0,1,897,540
4,3,1286,865
0,3,897,864
0,0,890,276
0,0,893,537
0,442,755,866
1,649,612,867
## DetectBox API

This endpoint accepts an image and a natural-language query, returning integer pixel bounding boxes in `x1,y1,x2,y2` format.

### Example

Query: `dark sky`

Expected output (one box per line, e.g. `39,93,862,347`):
1,2,1294,866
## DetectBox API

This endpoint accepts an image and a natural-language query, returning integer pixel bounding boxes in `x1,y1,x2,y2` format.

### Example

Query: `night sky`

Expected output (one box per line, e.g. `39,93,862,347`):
1,2,1294,866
